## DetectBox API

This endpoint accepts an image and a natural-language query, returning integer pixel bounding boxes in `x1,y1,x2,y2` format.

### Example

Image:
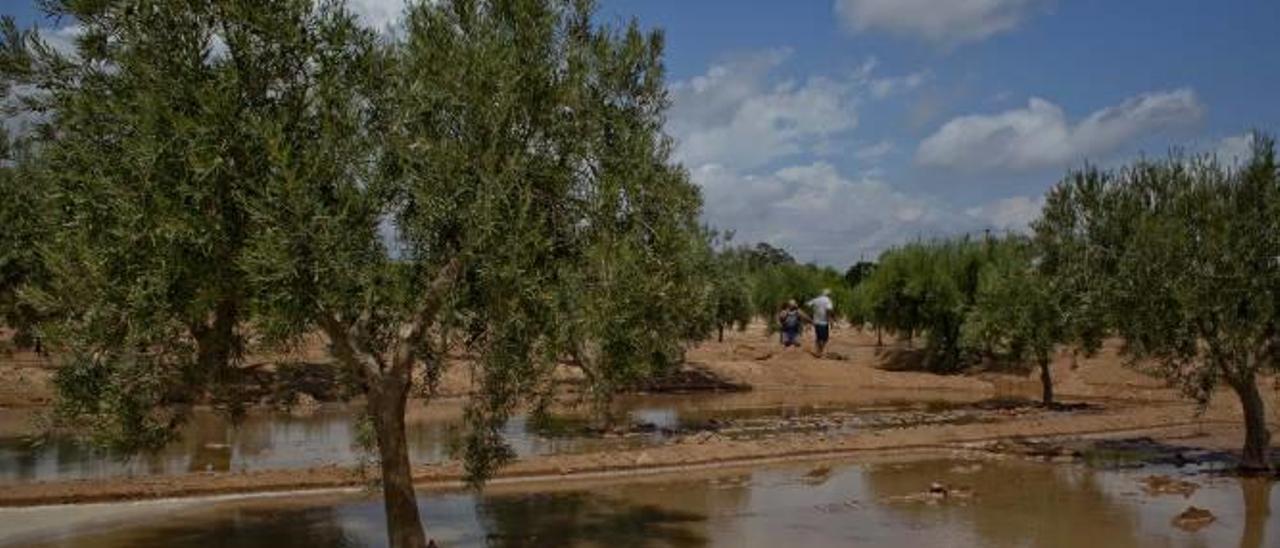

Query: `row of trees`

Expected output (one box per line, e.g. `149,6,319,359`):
702,238,855,341
852,138,1279,472
849,235,1081,405
0,1,726,546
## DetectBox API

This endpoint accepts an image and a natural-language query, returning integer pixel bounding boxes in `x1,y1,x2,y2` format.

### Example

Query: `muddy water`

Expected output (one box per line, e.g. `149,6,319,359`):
4,456,1274,547
0,389,994,482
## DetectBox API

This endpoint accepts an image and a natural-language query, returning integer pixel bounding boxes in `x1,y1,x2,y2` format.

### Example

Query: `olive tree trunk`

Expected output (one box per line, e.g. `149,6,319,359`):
319,260,458,548
193,299,239,373
1038,358,1054,406
369,372,429,548
1229,375,1272,473
325,328,431,548
192,299,241,409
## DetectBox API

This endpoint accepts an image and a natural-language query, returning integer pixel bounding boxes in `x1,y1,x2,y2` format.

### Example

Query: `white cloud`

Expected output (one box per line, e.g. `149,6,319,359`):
38,24,83,57
667,52,975,264
965,195,1044,232
855,140,894,162
694,162,983,264
668,50,860,170
2,84,50,137
916,89,1204,171
667,51,926,170
834,0,1047,46
1215,133,1255,166
347,0,407,31
869,70,929,99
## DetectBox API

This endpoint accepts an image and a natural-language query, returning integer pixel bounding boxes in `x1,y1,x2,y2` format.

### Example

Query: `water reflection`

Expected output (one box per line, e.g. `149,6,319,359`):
478,492,706,547
5,458,1277,548
1239,478,1273,548
863,460,1145,548
0,389,994,483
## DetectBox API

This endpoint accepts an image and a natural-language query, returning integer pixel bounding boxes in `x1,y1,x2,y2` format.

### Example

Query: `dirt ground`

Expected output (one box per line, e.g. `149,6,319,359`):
0,322,1226,407
1,322,1277,506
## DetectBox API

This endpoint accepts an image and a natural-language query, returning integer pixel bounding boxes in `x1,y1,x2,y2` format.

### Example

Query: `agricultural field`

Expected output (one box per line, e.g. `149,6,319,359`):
2,0,1278,546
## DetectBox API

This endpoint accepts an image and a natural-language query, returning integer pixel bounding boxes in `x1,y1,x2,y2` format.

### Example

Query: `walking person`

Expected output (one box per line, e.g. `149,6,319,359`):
807,289,834,357
777,300,810,349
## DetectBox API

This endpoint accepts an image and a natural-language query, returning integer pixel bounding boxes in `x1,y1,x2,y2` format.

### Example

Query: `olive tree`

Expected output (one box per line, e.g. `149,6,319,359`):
1036,137,1280,471
962,236,1091,405
748,262,850,328
707,236,753,342
240,1,711,545
8,2,709,545
856,239,986,370
2,1,376,443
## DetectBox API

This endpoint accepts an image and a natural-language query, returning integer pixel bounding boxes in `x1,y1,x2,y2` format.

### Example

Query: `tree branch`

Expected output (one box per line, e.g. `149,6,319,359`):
391,257,463,379
320,310,381,381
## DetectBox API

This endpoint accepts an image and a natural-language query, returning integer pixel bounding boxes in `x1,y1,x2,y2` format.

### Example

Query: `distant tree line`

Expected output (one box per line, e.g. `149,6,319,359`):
848,136,1280,472
702,237,854,340
706,134,1280,473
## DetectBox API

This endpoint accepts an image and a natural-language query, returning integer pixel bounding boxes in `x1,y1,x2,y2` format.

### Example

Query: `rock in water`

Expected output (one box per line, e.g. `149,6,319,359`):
805,465,832,478
1142,475,1199,497
928,482,948,497
1172,506,1215,532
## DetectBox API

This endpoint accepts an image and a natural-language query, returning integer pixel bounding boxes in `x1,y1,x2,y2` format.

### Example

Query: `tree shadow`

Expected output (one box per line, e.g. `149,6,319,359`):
477,491,707,548
874,347,928,372
1069,437,1280,473
23,504,363,548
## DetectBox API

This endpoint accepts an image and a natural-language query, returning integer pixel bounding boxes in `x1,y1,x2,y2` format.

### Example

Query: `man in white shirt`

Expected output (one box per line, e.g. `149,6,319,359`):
807,289,834,357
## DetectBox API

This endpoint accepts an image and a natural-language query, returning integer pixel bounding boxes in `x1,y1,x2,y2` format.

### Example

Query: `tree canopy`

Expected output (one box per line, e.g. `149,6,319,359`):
1035,136,1280,471
0,127,49,353
3,0,715,545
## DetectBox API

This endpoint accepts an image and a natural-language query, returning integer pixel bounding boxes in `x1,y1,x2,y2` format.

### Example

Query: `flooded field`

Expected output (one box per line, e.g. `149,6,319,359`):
3,456,1273,547
0,389,1009,483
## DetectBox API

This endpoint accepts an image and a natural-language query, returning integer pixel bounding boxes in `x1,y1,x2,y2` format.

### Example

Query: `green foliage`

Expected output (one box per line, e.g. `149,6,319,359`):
1035,134,1280,469
959,235,1091,403
0,128,50,351
961,237,1050,362
1037,139,1280,399
705,235,753,340
7,1,713,541
4,0,378,444
742,242,796,270
855,237,1015,372
748,262,852,327
843,261,876,290
230,0,713,486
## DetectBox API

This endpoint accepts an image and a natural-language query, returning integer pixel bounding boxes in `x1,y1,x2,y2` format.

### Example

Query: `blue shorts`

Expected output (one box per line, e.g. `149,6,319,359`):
782,327,801,346
815,323,830,343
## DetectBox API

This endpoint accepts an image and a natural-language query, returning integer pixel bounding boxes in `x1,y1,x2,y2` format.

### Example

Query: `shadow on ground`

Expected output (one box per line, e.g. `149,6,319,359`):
478,491,706,548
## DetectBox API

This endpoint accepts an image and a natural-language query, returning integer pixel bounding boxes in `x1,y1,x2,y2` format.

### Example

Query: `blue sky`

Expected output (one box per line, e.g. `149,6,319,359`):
8,0,1280,265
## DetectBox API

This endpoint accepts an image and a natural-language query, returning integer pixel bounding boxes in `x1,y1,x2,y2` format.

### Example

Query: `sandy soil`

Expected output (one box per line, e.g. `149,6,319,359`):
0,323,1192,408
1,323,1277,507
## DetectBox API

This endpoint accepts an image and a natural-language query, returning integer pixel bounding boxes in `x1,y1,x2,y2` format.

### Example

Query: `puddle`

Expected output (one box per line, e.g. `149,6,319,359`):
0,389,1012,483
3,457,1274,547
